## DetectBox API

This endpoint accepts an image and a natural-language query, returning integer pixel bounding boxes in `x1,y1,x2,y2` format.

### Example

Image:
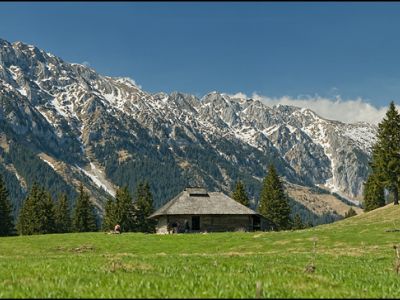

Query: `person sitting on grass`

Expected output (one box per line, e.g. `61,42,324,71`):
114,224,121,234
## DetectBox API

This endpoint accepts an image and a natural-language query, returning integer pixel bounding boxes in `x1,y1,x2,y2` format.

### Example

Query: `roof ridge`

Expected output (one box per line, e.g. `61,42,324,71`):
148,190,186,218
149,190,259,218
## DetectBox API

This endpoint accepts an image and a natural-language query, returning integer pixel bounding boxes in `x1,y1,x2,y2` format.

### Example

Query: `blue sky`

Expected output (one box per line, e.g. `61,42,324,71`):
0,2,400,122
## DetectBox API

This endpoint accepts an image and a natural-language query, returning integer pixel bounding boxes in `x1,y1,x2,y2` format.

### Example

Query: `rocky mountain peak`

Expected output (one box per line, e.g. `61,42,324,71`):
0,38,378,214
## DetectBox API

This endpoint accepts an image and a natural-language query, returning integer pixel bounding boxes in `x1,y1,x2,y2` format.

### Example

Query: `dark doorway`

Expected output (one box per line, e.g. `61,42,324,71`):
191,216,200,230
253,215,261,231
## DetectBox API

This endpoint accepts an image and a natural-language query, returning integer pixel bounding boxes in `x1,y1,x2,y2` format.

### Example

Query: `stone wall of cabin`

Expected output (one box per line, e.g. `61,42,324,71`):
154,214,257,234
154,216,169,234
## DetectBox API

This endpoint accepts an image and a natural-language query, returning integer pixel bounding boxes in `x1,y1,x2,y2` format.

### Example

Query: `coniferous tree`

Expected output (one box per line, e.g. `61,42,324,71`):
292,213,304,230
115,186,136,232
305,220,314,228
17,183,56,235
363,173,385,212
231,180,250,207
102,197,117,231
369,101,400,205
54,193,71,233
39,191,56,234
72,183,97,232
258,164,291,231
344,207,357,218
17,183,40,235
134,181,156,233
0,174,15,236
102,187,136,232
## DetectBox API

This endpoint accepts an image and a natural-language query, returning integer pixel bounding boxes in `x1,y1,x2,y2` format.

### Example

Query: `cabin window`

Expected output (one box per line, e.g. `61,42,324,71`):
191,216,200,230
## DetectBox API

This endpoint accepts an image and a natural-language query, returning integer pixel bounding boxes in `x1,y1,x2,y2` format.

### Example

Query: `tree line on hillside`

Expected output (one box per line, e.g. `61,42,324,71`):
363,101,400,212
1,164,305,236
1,162,358,237
0,176,156,236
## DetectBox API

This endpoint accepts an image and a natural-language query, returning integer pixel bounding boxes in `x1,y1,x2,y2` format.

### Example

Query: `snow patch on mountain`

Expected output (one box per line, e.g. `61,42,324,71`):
40,157,57,171
76,163,116,197
343,125,377,153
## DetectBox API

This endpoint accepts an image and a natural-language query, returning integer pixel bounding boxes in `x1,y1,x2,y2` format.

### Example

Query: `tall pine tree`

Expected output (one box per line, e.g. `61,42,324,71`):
231,180,250,207
39,191,56,234
363,173,385,212
17,183,40,235
72,183,97,232
344,207,357,218
258,164,291,231
115,186,136,232
54,193,71,233
369,101,400,206
102,187,136,232
102,197,117,231
134,181,156,233
0,174,15,236
292,213,304,230
17,183,56,235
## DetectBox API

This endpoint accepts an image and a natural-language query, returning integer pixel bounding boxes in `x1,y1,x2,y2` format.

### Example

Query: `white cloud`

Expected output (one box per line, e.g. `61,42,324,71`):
115,77,142,89
81,61,91,67
232,92,393,125
227,92,248,99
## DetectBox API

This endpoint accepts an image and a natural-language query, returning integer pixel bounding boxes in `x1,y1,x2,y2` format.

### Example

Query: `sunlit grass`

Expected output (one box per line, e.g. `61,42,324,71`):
1,204,400,298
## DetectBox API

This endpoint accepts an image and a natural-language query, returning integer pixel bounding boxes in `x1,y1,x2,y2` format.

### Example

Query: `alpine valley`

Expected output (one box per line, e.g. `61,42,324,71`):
0,38,376,224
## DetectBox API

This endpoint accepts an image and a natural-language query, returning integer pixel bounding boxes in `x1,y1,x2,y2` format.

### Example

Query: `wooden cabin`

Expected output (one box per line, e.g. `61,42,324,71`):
148,187,273,234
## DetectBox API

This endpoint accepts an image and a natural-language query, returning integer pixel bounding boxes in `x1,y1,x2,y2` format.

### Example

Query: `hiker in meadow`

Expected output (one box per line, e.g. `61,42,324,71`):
114,224,121,234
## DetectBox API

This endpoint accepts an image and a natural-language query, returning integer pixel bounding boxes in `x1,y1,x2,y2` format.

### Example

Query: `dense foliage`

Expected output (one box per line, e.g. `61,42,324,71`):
258,165,291,230
72,184,98,232
17,183,56,235
54,193,72,233
231,180,250,207
363,173,385,212
344,207,357,218
133,182,156,233
102,182,156,233
0,174,14,236
292,213,304,230
364,101,400,210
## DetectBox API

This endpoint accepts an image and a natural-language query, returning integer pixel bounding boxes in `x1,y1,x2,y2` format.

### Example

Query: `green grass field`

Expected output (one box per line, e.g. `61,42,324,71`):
1,204,400,298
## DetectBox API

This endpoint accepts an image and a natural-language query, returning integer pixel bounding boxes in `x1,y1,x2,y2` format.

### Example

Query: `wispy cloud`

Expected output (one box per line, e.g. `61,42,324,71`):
116,77,142,89
81,61,90,67
229,92,394,125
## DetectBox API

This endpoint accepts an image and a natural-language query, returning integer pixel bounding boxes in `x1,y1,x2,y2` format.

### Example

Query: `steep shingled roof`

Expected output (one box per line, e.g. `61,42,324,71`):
149,188,259,218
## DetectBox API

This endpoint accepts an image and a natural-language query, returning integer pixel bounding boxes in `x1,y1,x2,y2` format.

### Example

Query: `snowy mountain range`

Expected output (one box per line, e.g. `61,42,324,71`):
0,38,377,217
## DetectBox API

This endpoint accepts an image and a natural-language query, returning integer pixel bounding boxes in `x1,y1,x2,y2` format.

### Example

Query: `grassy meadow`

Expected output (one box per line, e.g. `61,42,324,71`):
1,204,400,298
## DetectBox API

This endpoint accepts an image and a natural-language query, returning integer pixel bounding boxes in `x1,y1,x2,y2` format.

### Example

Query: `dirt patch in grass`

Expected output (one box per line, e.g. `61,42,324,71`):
102,253,138,258
316,245,382,257
71,245,95,253
273,240,291,245
55,244,95,253
178,251,280,257
104,259,153,273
